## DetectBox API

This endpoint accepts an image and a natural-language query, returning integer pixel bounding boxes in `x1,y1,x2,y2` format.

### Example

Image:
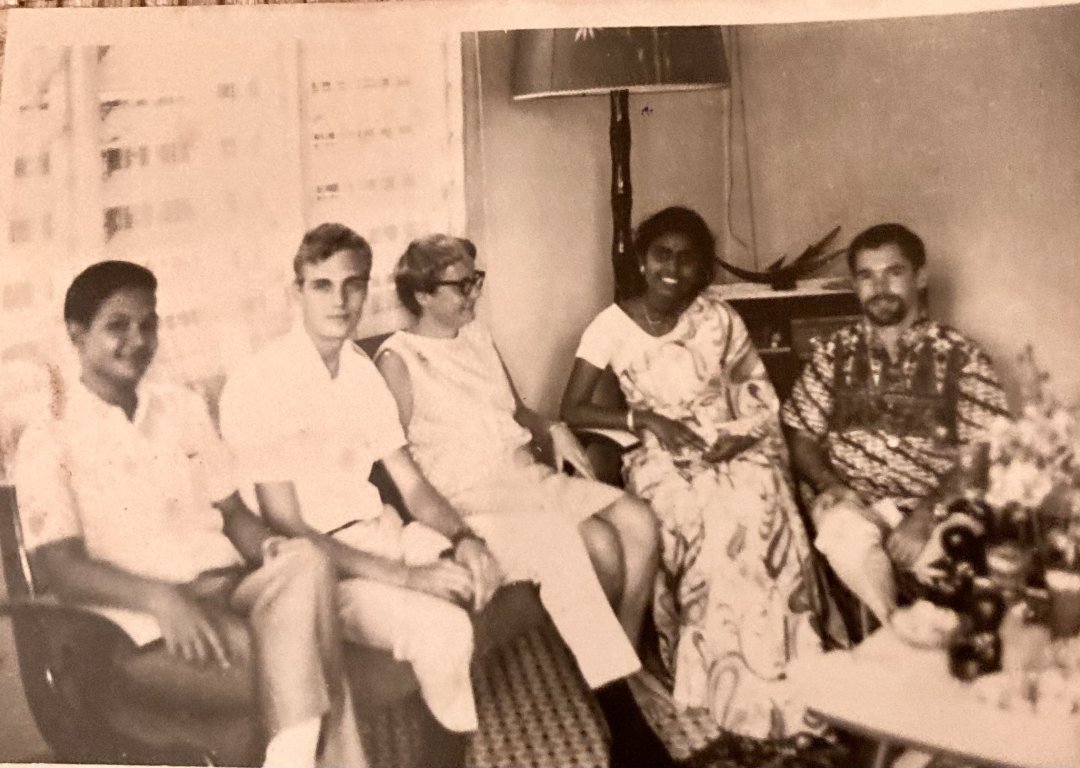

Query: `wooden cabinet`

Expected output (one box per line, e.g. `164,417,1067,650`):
718,278,861,400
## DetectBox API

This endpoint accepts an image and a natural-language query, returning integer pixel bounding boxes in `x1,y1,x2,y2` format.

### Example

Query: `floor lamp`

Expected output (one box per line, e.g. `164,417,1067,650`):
511,26,729,300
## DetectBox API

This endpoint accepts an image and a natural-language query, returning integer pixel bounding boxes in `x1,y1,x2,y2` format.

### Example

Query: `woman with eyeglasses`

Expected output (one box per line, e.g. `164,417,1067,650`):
561,207,848,744
376,234,678,768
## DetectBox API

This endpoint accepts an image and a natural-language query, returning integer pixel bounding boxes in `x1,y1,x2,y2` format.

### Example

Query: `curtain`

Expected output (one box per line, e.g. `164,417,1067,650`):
0,7,464,476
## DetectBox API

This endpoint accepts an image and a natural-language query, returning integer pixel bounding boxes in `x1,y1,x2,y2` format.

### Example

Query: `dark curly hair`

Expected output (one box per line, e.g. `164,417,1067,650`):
847,223,926,272
626,206,717,298
64,260,157,327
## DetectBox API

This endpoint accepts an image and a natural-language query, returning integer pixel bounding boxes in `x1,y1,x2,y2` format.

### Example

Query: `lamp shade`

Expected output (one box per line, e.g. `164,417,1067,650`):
511,26,729,100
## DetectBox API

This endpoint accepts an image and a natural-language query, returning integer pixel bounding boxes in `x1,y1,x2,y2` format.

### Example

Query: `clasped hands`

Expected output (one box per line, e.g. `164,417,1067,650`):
405,535,503,613
818,482,936,569
537,414,755,474
636,410,759,463
887,502,936,569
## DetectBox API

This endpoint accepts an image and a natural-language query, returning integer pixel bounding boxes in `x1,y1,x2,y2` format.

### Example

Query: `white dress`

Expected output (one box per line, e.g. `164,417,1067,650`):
377,322,641,688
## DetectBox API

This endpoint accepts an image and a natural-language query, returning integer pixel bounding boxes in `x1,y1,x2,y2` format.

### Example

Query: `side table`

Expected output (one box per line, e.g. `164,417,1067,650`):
788,628,1080,768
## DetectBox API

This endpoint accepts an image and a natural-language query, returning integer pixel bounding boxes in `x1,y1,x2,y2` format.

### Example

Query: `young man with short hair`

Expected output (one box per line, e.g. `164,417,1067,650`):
15,260,366,768
219,224,502,734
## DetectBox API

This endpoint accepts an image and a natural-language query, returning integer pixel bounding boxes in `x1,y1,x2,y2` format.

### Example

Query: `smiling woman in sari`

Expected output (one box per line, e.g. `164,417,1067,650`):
562,206,846,740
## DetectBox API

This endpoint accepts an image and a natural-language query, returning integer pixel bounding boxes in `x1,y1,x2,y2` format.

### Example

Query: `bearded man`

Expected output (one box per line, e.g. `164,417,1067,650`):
781,223,1009,624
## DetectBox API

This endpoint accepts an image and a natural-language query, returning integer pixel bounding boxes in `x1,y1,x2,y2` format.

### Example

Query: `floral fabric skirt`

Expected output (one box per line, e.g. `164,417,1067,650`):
625,441,835,739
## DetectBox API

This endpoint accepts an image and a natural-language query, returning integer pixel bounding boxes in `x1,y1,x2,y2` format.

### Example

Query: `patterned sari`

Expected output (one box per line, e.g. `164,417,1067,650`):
613,287,845,738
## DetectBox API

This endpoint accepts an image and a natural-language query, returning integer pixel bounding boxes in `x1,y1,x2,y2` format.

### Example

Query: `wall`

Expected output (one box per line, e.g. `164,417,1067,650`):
469,7,1080,411
466,30,729,413
735,5,1080,404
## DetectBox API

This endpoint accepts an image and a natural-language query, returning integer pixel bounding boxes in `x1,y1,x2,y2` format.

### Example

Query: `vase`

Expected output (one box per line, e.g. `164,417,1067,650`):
1044,568,1080,638
957,440,991,495
985,543,1033,606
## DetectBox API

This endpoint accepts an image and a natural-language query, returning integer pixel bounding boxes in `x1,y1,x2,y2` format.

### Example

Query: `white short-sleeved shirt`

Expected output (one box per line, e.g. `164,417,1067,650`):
219,327,407,534
575,303,678,374
13,381,243,583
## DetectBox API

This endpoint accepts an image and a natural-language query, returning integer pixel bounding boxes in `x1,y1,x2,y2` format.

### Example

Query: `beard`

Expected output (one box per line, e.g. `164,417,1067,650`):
863,293,909,326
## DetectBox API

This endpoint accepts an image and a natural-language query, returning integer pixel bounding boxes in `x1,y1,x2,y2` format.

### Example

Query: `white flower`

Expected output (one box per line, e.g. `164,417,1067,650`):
986,460,1055,509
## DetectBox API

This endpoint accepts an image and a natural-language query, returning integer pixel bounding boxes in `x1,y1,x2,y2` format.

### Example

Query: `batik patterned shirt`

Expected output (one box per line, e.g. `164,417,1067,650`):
781,319,1009,503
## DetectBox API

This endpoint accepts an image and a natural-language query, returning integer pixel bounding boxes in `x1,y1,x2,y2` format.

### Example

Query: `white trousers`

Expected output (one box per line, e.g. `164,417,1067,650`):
334,513,478,733
812,496,898,624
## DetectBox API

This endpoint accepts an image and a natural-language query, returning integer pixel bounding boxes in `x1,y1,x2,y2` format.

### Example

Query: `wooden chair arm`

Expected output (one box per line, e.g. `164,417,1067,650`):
572,427,638,452
0,597,145,761
0,598,137,698
0,596,136,655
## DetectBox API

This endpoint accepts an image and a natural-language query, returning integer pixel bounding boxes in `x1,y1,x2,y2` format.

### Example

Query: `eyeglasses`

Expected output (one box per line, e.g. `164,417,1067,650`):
432,270,485,296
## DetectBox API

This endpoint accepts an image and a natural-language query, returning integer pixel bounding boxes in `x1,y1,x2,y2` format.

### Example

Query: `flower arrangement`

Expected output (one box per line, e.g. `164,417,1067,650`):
979,346,1080,568
903,347,1080,681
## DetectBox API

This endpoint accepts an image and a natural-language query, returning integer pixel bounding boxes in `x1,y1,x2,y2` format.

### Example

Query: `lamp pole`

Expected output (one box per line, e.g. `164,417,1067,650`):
609,88,635,301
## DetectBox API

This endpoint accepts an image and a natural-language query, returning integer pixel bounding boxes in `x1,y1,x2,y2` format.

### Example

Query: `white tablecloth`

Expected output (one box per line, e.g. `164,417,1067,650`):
789,628,1080,768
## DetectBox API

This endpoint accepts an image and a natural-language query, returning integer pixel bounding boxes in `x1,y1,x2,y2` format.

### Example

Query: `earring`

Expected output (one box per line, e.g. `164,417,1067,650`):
638,265,645,274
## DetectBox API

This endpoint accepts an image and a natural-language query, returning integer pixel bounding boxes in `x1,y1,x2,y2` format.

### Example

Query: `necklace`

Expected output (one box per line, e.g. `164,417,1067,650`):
641,304,670,333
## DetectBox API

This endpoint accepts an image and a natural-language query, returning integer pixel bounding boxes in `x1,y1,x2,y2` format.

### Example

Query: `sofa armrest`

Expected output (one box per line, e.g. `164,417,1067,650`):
473,581,546,658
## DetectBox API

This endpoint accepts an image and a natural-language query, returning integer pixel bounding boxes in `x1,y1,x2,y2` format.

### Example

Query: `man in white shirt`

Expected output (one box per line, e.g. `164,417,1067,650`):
219,223,502,734
14,260,366,768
